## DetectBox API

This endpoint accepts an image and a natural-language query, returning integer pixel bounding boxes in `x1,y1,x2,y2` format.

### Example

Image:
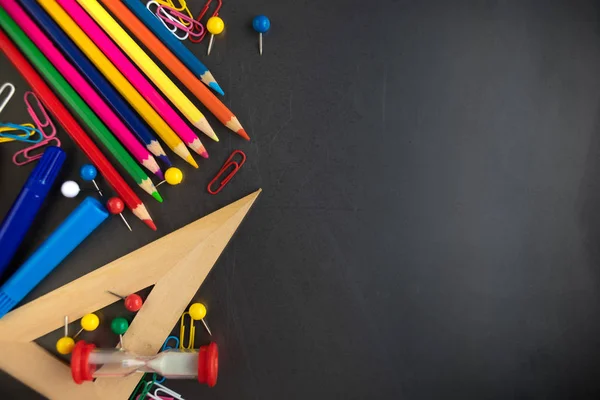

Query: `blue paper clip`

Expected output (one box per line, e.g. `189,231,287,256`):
0,123,44,144
155,336,180,384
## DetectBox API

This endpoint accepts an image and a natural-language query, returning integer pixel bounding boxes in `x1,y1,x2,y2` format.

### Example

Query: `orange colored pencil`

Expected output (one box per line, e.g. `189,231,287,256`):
100,0,250,141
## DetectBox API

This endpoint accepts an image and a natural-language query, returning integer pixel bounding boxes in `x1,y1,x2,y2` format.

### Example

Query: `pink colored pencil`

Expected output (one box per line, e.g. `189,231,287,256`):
58,0,209,158
2,0,164,179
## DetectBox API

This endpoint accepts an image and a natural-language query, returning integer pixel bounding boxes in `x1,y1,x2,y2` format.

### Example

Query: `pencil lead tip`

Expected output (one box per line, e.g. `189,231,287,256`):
238,129,250,141
144,219,157,231
209,82,225,96
152,191,164,203
187,155,199,169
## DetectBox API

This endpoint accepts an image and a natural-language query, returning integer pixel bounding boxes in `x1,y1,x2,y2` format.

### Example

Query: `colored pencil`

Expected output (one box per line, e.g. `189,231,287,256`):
103,0,250,141
20,0,172,169
0,30,157,230
38,0,198,168
54,0,208,160
1,1,164,186
0,3,163,202
119,0,224,96
74,0,219,143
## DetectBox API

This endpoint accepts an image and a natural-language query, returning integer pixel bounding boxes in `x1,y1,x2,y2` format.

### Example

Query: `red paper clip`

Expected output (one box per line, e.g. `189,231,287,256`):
207,150,246,194
190,0,222,43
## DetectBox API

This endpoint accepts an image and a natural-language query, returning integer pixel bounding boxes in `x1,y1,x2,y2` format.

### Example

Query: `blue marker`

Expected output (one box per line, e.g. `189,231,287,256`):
0,147,65,277
122,0,225,96
0,197,109,318
19,0,172,168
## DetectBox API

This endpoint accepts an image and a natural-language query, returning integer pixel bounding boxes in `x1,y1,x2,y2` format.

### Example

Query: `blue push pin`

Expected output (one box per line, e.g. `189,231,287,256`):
252,15,270,56
80,164,103,197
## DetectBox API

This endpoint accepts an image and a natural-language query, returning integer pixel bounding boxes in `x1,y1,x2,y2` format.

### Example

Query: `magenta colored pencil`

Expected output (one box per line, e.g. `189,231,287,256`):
1,0,164,179
58,0,209,158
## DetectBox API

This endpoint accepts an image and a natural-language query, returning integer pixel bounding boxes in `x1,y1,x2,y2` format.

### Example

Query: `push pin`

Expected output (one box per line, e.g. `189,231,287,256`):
111,317,129,349
189,303,212,336
73,313,100,339
56,316,75,355
252,15,270,55
206,16,224,56
80,164,103,196
156,167,183,187
106,197,132,232
60,180,80,198
107,291,143,312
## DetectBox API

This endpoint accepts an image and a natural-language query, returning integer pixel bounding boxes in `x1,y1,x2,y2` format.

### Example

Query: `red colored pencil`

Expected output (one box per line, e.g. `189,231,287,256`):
0,29,157,231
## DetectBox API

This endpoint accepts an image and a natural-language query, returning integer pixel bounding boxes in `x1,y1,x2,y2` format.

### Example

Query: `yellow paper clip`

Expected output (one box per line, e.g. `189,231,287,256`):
154,0,193,26
179,311,196,349
0,123,37,143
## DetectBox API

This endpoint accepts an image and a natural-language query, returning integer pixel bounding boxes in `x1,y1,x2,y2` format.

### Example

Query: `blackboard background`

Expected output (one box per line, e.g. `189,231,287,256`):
2,0,600,398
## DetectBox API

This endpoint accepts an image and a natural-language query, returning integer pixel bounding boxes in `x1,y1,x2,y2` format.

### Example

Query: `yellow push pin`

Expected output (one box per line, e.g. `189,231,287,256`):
189,302,212,336
73,313,100,339
206,16,224,56
156,167,183,187
56,316,75,355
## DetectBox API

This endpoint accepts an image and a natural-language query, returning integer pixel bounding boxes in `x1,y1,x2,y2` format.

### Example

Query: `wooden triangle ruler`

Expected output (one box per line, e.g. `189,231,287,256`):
0,189,262,399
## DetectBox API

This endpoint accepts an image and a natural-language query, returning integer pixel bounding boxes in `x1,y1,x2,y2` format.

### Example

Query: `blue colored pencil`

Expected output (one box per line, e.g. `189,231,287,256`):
119,0,225,96
20,0,172,167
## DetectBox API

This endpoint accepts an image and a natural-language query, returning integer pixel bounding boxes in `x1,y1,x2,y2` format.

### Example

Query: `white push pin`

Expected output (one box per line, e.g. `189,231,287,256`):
61,180,80,198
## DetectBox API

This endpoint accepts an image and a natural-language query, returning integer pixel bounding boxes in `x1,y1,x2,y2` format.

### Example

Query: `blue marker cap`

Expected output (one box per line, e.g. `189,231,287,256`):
0,197,109,318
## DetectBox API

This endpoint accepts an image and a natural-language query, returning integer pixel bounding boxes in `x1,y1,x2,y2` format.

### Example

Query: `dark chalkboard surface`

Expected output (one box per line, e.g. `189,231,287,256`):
2,0,600,398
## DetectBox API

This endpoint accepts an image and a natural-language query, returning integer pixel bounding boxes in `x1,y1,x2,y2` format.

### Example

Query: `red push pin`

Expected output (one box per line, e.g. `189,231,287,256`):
107,291,143,312
106,197,132,231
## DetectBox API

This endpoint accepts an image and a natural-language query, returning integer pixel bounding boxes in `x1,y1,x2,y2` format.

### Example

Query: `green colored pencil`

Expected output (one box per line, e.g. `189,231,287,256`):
0,7,162,202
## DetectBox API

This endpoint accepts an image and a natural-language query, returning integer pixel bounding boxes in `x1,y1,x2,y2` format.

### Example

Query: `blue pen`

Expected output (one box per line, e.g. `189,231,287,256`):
19,0,172,168
0,146,65,277
0,197,109,318
121,0,225,96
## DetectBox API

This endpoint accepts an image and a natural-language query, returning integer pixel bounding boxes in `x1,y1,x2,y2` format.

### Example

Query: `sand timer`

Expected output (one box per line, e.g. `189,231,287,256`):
71,340,218,386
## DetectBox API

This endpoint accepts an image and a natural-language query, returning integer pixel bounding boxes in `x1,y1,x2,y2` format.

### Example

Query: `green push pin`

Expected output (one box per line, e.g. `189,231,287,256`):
111,317,129,349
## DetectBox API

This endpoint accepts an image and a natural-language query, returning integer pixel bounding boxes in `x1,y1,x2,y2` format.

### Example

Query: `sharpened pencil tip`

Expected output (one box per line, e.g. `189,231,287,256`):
209,81,225,96
187,155,199,168
144,219,157,231
201,151,209,159
154,169,165,181
238,129,250,141
152,191,164,203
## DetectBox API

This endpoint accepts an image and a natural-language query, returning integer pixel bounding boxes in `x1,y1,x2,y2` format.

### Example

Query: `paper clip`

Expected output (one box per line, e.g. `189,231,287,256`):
13,92,61,166
179,311,196,350
147,1,189,40
189,0,222,43
157,5,205,40
0,82,15,115
154,0,193,25
0,123,43,144
207,150,246,195
145,381,184,400
0,123,37,143
155,336,180,384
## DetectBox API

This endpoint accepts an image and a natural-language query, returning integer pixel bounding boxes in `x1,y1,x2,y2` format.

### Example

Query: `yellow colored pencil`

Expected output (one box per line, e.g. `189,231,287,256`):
75,0,219,142
38,0,198,168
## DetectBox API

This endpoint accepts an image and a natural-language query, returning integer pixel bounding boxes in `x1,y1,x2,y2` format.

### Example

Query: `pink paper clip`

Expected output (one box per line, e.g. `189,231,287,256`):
13,91,61,166
147,1,189,40
190,0,222,43
157,5,205,40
